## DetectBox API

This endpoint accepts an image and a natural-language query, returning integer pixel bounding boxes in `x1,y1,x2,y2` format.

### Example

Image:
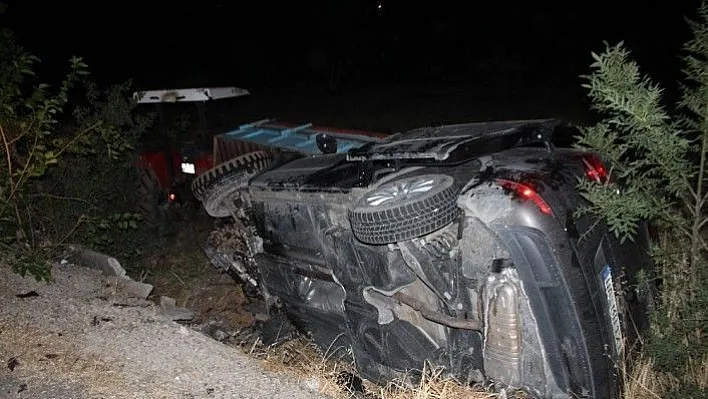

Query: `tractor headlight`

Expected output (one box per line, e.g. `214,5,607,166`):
180,162,196,174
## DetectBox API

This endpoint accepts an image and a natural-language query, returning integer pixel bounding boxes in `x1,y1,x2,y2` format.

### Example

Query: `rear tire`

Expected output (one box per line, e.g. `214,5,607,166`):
193,151,272,218
136,167,166,222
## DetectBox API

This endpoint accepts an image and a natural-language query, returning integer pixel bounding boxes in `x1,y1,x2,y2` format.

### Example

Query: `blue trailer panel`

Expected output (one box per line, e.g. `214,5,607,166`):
215,119,385,161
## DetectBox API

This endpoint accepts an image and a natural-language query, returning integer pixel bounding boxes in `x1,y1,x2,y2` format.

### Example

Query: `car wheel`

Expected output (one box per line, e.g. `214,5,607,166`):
193,151,272,218
136,166,166,222
349,174,460,245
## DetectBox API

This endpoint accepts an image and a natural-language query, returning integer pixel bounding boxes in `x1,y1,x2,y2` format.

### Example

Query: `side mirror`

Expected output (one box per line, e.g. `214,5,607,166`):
316,134,338,154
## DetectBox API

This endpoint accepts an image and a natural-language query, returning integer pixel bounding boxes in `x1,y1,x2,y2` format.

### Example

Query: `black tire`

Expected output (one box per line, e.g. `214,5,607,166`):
191,151,272,201
194,151,272,218
349,174,460,245
136,167,166,222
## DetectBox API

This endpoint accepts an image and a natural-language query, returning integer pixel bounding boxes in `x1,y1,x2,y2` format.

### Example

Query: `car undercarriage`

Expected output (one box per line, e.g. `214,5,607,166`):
194,119,655,398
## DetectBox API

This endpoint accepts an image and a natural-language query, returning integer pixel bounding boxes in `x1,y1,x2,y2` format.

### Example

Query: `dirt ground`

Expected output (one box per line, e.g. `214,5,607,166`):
142,248,257,332
131,213,259,333
0,257,336,399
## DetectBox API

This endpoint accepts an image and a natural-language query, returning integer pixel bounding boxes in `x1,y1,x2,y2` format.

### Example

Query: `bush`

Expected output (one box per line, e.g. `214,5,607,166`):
575,2,708,394
33,81,153,249
0,29,152,280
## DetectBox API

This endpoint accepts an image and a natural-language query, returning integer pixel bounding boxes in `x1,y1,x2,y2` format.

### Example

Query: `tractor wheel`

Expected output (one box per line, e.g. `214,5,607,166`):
136,167,166,222
193,151,273,218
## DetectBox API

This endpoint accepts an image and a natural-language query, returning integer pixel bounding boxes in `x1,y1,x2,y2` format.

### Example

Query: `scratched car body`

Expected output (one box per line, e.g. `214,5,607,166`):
194,119,655,398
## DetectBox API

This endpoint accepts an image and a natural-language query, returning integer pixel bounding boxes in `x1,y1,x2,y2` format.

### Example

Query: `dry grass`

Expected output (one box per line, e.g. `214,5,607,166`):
620,352,708,398
685,354,708,390
372,363,497,399
620,355,674,399
232,334,361,398
238,327,708,399
232,333,496,399
0,318,127,397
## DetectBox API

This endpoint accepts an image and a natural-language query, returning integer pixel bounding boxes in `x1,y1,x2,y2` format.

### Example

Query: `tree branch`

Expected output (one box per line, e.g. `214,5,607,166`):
28,193,95,207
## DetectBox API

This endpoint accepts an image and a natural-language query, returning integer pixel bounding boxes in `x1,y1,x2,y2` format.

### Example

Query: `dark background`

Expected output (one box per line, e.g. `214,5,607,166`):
0,0,702,131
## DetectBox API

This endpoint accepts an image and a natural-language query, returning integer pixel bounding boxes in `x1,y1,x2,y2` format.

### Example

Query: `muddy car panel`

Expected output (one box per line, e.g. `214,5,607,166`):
208,119,653,398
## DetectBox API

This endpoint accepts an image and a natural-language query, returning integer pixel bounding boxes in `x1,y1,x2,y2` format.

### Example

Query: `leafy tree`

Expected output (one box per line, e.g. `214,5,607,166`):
0,29,150,280
575,1,708,383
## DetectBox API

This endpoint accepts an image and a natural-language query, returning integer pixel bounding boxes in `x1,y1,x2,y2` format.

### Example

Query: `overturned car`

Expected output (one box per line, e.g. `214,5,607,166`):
192,119,655,398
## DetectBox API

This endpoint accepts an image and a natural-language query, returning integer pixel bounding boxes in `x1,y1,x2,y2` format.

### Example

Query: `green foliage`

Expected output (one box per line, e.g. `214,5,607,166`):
71,80,153,159
576,41,692,242
576,2,708,384
28,80,154,262
0,29,153,280
84,213,143,247
680,4,708,135
574,180,654,242
9,248,52,282
0,33,88,188
0,29,88,280
666,384,708,399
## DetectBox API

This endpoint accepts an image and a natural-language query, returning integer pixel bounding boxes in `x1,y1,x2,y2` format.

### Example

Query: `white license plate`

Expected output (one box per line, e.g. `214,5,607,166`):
602,264,624,355
181,163,196,174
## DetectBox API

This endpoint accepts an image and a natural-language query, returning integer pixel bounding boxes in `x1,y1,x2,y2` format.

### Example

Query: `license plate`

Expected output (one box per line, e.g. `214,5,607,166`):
181,162,196,174
601,264,624,355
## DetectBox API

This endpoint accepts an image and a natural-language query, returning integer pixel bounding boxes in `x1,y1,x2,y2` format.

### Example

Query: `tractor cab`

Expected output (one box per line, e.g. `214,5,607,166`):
133,87,250,220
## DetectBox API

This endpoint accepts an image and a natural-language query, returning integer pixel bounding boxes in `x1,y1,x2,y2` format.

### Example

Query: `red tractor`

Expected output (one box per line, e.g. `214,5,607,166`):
133,86,389,222
133,87,250,221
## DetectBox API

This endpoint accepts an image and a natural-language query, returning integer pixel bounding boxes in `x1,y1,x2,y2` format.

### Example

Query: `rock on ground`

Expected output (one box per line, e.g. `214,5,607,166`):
0,262,330,399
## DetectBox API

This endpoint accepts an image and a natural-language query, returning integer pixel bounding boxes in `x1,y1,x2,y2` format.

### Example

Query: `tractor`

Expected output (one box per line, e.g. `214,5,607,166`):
133,86,388,222
132,86,250,221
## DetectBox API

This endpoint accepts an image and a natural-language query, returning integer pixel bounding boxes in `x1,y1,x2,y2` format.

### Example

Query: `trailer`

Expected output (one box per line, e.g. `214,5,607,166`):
210,118,387,164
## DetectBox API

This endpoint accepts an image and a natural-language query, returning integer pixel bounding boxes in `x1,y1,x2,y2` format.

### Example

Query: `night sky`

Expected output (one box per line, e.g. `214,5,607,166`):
0,1,702,107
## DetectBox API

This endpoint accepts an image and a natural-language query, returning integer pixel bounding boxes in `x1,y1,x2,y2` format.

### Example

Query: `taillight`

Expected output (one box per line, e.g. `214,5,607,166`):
497,179,553,215
582,154,609,183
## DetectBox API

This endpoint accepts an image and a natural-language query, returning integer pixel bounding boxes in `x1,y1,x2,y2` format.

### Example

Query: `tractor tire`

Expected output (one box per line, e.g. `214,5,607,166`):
136,167,166,222
349,174,460,245
193,151,272,218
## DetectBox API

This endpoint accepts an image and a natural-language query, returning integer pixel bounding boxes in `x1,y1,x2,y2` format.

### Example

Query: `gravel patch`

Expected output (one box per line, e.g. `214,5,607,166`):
0,262,331,399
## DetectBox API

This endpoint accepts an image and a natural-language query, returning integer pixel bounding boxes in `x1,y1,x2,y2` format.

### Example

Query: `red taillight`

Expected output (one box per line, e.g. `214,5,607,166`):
169,193,176,201
497,179,553,215
583,154,609,183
